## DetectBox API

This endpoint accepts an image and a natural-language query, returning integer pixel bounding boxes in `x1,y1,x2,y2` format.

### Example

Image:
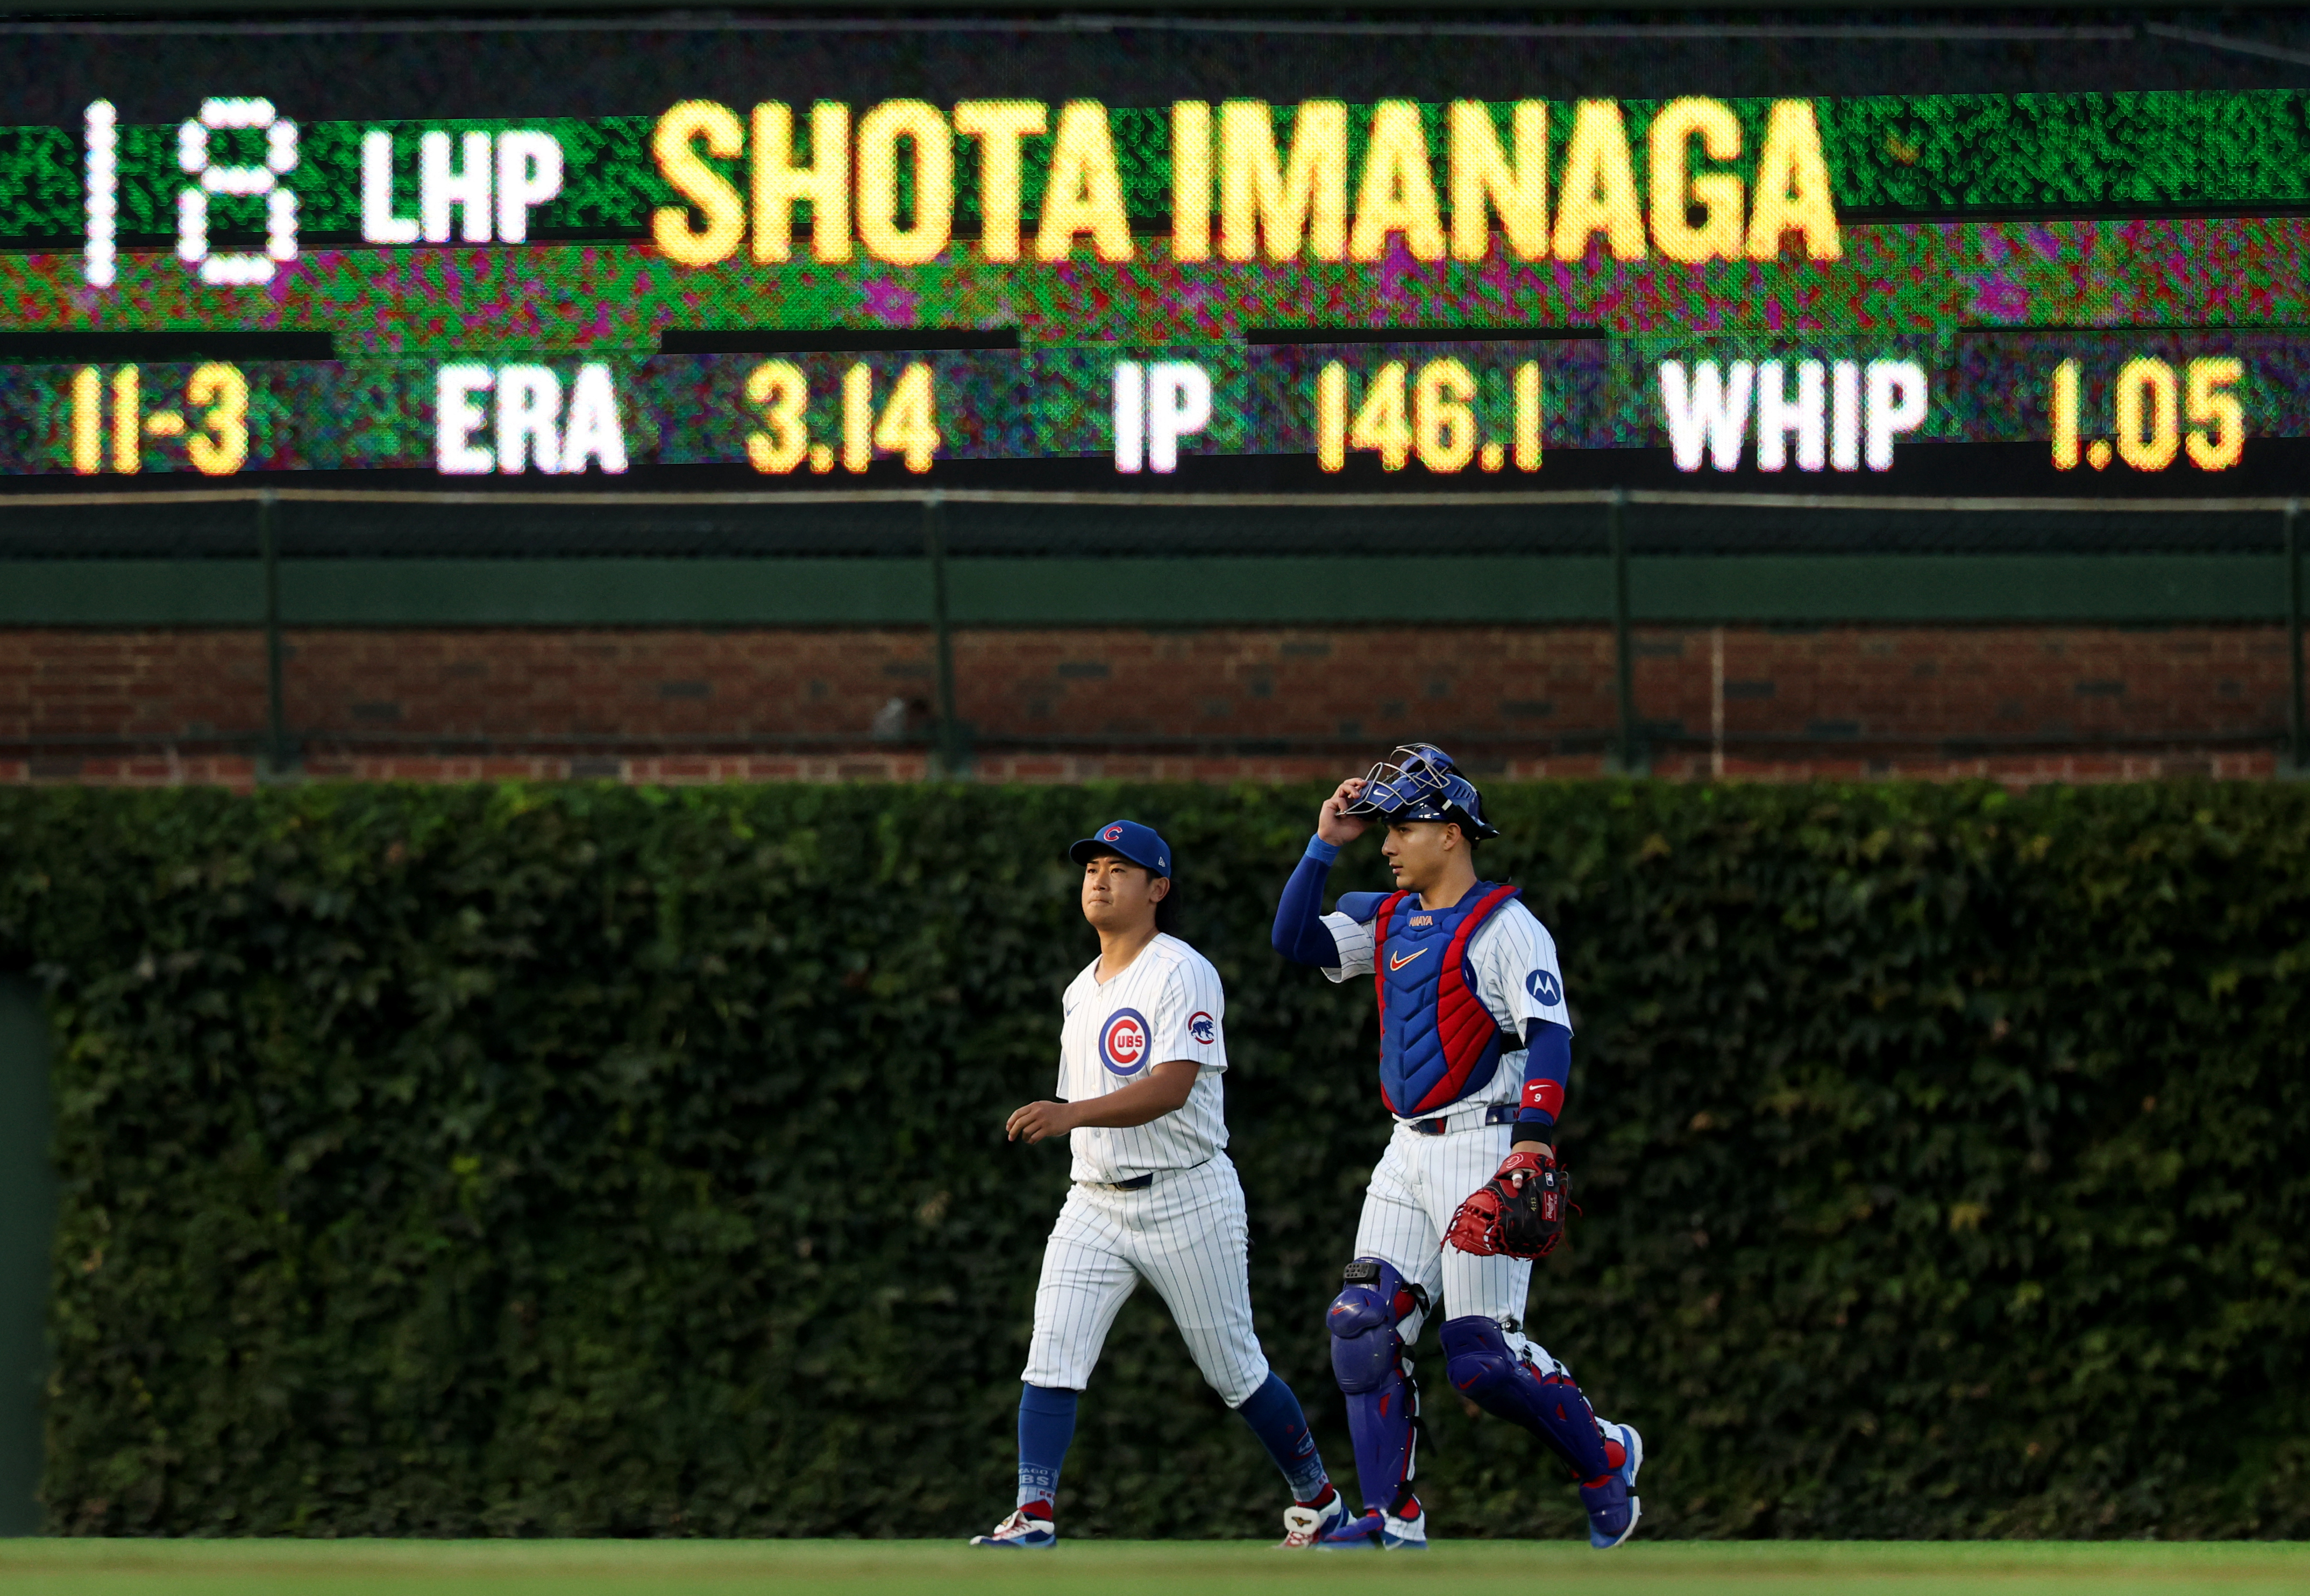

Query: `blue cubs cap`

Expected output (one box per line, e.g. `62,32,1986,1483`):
1344,743,1503,840
1069,819,1172,877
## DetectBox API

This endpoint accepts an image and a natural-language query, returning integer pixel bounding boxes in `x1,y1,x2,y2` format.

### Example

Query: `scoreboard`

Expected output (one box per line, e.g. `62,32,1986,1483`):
35,338,2266,484
8,29,2310,491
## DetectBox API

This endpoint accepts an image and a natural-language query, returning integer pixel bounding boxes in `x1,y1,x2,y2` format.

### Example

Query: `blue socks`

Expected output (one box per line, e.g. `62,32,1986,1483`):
1016,1383,1078,1510
1234,1371,1332,1502
1018,1374,1331,1514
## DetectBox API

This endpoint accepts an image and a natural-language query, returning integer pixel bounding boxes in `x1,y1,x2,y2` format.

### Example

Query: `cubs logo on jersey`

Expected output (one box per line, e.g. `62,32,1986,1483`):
1100,1008,1152,1075
1057,936,1227,1183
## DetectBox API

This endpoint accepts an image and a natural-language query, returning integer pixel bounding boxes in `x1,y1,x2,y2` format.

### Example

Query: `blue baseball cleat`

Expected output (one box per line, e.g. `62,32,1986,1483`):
1581,1421,1644,1549
969,1506,1056,1549
1317,1493,1427,1550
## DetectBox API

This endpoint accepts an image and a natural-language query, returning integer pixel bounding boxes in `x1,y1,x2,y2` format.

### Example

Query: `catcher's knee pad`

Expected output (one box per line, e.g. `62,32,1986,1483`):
1329,1258,1427,1512
1326,1257,1422,1392
1440,1315,1611,1480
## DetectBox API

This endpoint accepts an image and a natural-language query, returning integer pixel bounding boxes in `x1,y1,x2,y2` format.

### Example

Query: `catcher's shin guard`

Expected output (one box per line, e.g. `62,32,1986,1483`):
1439,1315,1613,1480
1327,1258,1426,1513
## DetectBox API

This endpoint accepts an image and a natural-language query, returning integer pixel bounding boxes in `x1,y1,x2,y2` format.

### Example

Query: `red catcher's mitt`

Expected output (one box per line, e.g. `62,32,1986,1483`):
1445,1148,1572,1259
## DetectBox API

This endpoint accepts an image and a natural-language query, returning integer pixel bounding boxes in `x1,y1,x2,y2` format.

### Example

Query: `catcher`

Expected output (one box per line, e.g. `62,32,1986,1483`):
1270,745,1642,1550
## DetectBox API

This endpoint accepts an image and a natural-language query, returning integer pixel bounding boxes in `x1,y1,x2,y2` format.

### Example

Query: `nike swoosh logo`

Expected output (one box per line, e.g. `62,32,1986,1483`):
1389,949,1428,971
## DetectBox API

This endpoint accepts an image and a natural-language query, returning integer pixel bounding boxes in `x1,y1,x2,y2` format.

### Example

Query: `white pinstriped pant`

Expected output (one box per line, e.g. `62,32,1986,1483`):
1021,1153,1273,1406
1353,1120,1570,1377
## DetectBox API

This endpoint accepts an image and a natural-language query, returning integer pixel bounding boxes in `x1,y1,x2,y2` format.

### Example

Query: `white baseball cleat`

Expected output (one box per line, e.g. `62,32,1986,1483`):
969,1506,1056,1549
1278,1487,1349,1548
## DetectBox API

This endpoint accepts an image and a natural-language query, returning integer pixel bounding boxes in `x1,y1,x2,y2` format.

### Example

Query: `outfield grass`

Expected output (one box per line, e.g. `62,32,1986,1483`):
3,1539,2307,1595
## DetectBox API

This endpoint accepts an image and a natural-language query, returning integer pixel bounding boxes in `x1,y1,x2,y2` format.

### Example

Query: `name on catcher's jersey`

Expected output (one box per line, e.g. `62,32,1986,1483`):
1320,892,1569,1119
1058,932,1229,1183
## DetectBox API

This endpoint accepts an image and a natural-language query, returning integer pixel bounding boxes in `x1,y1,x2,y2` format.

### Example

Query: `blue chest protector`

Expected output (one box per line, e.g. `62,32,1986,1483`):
1368,882,1522,1117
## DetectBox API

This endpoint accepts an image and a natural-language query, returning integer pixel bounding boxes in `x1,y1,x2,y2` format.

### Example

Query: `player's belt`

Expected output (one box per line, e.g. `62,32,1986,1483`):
1401,1103,1524,1136
1077,1156,1213,1193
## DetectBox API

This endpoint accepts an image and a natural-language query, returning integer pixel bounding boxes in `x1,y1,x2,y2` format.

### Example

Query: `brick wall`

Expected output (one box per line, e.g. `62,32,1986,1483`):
0,624,2295,786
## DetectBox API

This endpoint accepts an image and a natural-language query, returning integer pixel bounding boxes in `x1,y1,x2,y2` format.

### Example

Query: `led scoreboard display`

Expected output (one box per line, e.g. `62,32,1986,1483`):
7,35,2310,490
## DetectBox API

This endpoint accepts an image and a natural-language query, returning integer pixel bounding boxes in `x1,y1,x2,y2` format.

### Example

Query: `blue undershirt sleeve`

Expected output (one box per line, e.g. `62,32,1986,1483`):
1270,835,1343,966
1515,1018,1572,1134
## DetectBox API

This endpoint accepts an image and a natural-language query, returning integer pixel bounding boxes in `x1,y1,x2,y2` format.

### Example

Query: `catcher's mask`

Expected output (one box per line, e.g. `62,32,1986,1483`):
1344,743,1502,840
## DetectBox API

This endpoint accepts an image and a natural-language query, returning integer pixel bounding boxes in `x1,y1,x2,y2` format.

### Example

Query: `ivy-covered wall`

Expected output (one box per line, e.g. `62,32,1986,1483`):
0,782,2303,1539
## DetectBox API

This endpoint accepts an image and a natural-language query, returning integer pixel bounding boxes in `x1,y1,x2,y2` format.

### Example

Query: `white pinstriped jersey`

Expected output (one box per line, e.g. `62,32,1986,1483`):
1057,932,1228,1183
1321,893,1570,1115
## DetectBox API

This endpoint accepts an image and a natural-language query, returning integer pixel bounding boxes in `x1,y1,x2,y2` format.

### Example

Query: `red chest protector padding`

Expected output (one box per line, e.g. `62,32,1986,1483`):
1370,882,1522,1116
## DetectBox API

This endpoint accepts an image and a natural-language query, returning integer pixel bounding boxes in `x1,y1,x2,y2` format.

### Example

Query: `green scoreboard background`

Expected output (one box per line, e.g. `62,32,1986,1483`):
5,15,2309,494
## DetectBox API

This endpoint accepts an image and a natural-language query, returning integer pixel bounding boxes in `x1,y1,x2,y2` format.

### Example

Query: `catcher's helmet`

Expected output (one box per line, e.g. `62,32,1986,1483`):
1344,743,1502,840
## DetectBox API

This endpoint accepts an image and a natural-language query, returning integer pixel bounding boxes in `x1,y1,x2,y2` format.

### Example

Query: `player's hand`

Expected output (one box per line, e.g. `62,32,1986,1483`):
1316,776,1371,846
1007,1100,1079,1144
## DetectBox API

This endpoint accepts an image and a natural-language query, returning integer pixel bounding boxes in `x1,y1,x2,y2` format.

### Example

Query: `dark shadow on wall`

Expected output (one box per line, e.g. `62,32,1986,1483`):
0,974,55,1535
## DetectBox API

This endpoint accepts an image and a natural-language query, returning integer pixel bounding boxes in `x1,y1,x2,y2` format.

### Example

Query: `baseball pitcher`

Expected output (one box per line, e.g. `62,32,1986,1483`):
971,820,1346,1549
1270,746,1643,1550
